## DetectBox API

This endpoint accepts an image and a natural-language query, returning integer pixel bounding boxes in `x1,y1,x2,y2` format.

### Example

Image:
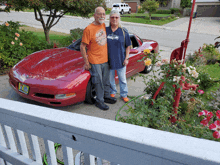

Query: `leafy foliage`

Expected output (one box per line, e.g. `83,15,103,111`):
155,9,171,14
141,0,159,21
116,46,220,142
180,0,191,8
1,0,105,43
0,21,52,69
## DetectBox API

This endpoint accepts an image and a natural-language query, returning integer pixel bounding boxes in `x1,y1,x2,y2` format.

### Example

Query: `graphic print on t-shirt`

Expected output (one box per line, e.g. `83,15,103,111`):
107,33,119,40
95,29,107,46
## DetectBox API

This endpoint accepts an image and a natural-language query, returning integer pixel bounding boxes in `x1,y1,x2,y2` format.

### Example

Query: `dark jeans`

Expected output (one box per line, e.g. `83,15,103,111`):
90,62,111,103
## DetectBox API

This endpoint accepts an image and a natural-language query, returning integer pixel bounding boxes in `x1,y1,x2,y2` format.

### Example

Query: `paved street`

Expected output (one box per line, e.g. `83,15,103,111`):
0,11,220,120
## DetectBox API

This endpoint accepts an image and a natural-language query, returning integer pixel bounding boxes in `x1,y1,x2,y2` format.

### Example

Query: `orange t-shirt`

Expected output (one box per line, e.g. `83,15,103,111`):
81,23,108,64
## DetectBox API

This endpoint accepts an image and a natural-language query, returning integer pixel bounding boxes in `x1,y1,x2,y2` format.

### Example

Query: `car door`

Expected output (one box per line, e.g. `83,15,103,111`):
125,35,145,78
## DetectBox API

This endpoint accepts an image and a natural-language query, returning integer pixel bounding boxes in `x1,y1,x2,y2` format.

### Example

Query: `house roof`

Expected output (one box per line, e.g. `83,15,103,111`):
193,0,220,2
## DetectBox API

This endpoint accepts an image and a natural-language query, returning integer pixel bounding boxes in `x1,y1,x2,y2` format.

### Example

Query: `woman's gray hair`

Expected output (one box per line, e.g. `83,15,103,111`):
109,10,122,27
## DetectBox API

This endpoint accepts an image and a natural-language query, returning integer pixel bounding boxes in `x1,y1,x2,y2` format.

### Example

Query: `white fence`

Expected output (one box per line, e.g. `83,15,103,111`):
0,98,220,165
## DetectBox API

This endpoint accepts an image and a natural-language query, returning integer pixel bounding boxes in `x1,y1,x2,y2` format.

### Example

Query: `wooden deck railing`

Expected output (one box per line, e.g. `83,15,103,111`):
0,98,220,165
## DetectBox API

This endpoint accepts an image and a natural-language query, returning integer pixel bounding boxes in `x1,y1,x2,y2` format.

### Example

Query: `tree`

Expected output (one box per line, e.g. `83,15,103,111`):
180,0,191,8
1,0,105,43
156,0,170,7
142,0,159,21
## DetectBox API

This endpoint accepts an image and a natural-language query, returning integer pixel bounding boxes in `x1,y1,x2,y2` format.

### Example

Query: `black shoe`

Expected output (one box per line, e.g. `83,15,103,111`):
95,102,109,110
104,97,117,104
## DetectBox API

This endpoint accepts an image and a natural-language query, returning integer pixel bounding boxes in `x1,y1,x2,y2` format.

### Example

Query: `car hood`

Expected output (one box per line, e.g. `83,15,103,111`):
17,48,86,81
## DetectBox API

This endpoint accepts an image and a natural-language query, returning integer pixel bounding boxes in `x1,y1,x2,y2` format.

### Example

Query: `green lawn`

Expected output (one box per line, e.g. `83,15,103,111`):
19,26,69,41
197,63,220,80
35,32,69,41
123,13,172,17
121,17,177,26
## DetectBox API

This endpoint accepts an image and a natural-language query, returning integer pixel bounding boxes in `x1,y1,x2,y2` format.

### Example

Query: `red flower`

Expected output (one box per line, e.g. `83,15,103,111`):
198,110,213,126
200,118,209,126
209,120,220,139
213,131,220,139
199,54,203,57
198,110,209,117
197,90,204,95
216,110,220,119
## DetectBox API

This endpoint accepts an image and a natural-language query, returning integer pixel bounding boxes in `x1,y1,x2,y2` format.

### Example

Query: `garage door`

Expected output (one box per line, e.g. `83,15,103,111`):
127,2,137,13
197,5,220,17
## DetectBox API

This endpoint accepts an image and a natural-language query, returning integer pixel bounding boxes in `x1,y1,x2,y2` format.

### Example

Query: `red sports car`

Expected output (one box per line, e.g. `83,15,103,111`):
9,33,159,106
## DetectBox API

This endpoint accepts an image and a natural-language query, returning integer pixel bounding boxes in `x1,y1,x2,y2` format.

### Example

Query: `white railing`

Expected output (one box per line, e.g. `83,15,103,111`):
0,98,220,165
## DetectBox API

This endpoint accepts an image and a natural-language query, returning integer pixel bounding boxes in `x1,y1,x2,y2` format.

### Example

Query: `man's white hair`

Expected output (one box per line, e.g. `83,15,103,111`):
95,7,105,13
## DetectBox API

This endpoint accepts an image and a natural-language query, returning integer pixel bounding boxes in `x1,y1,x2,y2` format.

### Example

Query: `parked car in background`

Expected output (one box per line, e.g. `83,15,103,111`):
9,33,159,107
112,3,131,15
0,2,6,11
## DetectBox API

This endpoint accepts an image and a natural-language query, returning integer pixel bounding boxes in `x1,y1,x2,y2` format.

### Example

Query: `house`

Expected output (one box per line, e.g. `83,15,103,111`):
158,0,181,10
193,0,220,17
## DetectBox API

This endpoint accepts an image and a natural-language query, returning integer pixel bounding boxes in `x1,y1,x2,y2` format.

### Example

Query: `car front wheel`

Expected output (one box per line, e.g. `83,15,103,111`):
85,79,96,104
128,9,131,14
120,10,124,15
141,64,153,74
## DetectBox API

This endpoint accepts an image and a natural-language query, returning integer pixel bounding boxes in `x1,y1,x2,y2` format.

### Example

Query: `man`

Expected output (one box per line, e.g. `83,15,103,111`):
80,6,117,110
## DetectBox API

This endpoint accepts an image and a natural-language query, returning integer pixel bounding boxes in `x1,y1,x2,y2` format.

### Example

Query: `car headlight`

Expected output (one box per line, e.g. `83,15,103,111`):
55,93,76,99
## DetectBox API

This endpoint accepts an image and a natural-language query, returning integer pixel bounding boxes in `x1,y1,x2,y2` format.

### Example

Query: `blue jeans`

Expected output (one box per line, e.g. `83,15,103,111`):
109,66,128,97
90,62,111,103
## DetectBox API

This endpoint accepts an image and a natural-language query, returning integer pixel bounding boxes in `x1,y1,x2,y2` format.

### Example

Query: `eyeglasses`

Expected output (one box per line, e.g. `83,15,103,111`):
110,16,119,19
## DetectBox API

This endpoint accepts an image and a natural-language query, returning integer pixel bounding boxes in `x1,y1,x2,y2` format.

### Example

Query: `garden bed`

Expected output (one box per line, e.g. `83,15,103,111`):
121,15,170,20
116,44,220,142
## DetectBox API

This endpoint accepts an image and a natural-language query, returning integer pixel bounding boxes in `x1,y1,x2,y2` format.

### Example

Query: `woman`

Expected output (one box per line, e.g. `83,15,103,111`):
106,10,131,103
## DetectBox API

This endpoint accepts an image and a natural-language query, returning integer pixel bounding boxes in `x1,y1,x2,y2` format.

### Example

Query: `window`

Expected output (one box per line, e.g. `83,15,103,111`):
113,4,119,7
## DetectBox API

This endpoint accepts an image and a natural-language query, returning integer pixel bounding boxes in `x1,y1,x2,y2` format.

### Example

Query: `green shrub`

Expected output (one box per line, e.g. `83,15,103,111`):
161,18,166,21
53,36,73,48
155,9,171,14
177,13,181,17
197,72,214,89
202,44,220,61
170,8,180,14
0,21,52,69
70,28,84,40
130,15,136,18
138,7,145,13
170,15,175,19
145,16,150,20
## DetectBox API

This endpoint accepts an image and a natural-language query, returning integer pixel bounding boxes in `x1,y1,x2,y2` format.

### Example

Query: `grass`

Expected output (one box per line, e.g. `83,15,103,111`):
19,26,69,41
196,63,220,103
121,17,177,26
197,63,220,80
123,13,172,17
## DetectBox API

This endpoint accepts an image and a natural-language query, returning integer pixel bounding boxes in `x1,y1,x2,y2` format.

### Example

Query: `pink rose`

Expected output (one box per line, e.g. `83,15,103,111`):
198,90,204,94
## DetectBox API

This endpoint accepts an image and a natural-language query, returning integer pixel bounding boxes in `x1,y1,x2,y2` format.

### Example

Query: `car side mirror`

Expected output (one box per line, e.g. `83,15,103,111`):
129,49,138,54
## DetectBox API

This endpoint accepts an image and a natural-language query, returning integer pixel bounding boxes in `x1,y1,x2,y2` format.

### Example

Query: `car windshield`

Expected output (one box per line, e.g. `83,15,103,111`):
67,38,81,51
113,5,119,7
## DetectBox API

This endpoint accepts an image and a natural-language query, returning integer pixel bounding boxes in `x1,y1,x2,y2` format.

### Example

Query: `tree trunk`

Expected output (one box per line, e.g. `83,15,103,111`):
44,28,50,44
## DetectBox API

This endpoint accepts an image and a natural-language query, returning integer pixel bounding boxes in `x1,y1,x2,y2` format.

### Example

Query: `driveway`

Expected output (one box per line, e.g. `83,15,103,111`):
0,12,219,120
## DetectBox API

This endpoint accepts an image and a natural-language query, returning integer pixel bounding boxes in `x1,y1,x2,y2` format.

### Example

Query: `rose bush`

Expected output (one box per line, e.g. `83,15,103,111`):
0,21,52,71
116,46,220,142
